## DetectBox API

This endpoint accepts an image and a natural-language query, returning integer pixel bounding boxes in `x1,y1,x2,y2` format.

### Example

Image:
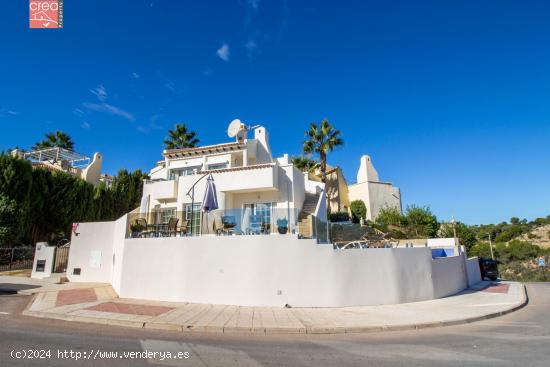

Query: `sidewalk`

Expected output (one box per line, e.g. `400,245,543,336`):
16,279,526,335
0,274,107,295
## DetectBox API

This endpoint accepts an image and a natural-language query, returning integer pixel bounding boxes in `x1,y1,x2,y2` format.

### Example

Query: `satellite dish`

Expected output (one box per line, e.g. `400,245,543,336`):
227,119,243,138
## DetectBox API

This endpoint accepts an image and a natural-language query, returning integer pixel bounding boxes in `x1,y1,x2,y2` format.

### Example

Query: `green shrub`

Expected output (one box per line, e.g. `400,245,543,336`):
0,195,23,246
349,200,367,224
439,222,477,249
469,242,496,259
0,153,146,245
329,212,350,222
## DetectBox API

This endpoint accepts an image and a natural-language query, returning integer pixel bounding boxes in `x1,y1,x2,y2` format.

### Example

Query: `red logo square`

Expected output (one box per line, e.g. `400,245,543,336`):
29,0,63,29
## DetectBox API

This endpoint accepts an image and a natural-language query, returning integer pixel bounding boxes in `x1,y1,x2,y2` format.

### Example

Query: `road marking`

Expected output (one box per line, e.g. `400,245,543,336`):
0,311,9,315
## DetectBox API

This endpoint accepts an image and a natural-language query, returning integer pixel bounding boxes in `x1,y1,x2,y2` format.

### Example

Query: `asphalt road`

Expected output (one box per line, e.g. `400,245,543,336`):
0,283,549,367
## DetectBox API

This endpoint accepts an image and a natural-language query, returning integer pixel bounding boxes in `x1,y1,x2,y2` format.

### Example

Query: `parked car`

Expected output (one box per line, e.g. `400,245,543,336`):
479,258,499,281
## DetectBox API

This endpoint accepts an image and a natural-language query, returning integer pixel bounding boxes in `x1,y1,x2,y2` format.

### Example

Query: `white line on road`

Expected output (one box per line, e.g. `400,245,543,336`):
0,312,9,315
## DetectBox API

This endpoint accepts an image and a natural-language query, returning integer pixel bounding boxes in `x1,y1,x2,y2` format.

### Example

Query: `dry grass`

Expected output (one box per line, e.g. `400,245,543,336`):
0,269,32,277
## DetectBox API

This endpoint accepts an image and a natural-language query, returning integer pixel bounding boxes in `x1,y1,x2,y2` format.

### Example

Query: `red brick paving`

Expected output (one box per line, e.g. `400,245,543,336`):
482,283,510,294
85,302,174,316
56,288,98,306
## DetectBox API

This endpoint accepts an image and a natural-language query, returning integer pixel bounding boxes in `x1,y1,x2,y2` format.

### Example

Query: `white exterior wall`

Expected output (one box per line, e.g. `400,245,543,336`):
117,237,438,307
465,257,482,287
431,253,468,298
31,242,56,279
348,154,402,220
348,181,401,220
304,173,324,194
67,221,116,283
427,238,458,248
111,215,129,293
67,220,471,307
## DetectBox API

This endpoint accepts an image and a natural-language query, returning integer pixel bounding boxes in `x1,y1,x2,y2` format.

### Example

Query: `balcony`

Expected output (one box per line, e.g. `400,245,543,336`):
144,179,178,201
203,163,278,193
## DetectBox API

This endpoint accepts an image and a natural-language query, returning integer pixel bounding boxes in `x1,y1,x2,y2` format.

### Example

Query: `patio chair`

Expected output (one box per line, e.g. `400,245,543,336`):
134,218,154,238
213,217,224,235
159,217,179,237
221,215,237,235
178,220,189,236
261,221,271,234
248,214,262,235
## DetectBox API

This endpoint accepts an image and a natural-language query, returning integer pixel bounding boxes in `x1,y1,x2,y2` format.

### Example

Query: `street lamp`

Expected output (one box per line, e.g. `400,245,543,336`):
450,217,457,242
488,233,495,260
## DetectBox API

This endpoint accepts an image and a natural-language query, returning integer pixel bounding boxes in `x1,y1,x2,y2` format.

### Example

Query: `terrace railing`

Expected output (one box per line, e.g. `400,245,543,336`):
125,208,304,239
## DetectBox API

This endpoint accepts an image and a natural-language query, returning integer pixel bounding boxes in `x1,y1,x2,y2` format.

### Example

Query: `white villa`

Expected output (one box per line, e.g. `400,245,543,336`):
11,147,104,186
139,123,402,237
29,120,482,308
140,124,320,237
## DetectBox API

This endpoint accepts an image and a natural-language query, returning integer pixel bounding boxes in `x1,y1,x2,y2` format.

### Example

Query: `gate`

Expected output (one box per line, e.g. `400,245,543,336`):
53,243,70,273
0,247,35,272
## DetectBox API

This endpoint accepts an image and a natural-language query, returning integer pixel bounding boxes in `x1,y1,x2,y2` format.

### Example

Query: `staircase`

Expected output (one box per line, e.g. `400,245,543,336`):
298,193,320,238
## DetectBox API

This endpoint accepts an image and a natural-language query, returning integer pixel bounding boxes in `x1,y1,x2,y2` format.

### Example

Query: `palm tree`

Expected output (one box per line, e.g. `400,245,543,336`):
291,156,319,173
33,131,75,151
163,123,199,150
302,119,343,183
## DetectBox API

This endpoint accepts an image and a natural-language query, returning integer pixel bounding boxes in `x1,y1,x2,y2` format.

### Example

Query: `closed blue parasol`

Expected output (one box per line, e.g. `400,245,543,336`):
202,175,219,212
201,175,219,234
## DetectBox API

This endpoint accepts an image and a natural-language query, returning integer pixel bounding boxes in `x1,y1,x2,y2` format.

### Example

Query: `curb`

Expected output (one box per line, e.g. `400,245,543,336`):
20,284,529,335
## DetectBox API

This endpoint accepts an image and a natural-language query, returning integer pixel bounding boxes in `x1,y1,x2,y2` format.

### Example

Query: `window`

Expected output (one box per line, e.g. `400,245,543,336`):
35,260,46,272
169,166,201,180
157,208,176,224
206,162,228,171
185,203,202,235
243,203,273,233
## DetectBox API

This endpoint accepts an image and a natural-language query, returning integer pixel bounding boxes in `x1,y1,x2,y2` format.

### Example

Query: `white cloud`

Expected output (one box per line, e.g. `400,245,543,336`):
132,72,140,79
216,43,230,61
0,108,17,118
247,0,260,9
83,102,135,121
81,121,91,129
245,39,257,51
164,80,176,93
90,85,107,101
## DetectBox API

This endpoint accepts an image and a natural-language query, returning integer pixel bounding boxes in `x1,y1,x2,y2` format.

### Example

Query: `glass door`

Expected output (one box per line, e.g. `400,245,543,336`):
185,203,202,235
242,203,273,234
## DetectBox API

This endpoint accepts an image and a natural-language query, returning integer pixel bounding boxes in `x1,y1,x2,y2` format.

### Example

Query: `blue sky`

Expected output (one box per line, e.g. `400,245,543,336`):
1,0,549,224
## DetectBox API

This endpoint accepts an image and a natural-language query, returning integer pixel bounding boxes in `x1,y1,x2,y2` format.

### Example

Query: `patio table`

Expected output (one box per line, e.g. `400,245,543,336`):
149,223,168,237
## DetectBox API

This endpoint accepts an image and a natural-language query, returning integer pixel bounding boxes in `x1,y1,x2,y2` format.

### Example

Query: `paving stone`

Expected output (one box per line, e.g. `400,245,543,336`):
22,281,527,335
56,288,97,306
85,302,174,316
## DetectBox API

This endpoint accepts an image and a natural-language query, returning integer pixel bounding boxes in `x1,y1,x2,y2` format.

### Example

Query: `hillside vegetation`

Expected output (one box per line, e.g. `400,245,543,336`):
375,207,550,281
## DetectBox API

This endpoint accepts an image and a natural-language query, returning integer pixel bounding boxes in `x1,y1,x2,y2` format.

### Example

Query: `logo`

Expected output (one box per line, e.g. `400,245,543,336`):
29,0,63,28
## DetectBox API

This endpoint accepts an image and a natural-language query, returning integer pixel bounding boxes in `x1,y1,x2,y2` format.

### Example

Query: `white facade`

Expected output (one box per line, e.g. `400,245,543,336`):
67,215,475,307
60,123,478,308
348,155,402,220
141,126,312,234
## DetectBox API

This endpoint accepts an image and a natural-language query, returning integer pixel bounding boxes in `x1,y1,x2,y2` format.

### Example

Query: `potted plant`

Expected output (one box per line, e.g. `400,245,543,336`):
277,218,289,234
129,223,145,237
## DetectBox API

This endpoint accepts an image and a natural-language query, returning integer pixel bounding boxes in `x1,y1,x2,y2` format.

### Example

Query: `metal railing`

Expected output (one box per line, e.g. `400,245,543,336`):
125,208,302,239
0,247,35,272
